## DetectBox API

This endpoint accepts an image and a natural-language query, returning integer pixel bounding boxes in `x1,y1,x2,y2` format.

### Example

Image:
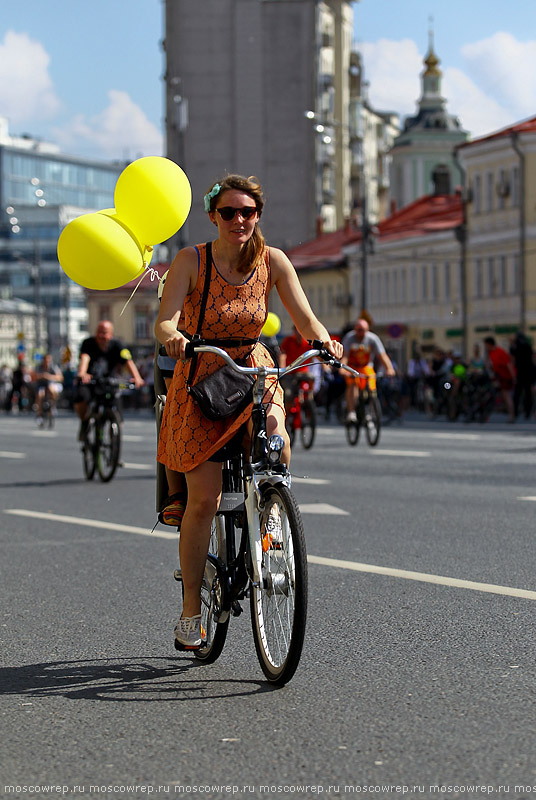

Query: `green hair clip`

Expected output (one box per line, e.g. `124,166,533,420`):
204,183,221,212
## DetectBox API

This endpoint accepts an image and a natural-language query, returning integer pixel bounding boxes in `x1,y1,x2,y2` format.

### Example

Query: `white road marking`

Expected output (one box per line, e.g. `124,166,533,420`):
32,430,57,437
308,555,536,601
299,503,349,515
372,449,431,457
6,508,536,601
5,509,177,540
0,451,26,459
292,476,331,485
122,435,144,442
121,462,153,470
427,432,481,441
518,496,536,502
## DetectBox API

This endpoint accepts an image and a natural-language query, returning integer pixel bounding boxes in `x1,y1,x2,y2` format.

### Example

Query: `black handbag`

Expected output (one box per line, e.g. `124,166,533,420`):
186,242,256,420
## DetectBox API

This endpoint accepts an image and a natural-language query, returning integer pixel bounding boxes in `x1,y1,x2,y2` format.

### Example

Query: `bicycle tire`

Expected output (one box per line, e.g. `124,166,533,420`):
300,401,316,449
97,410,121,482
82,418,97,480
345,418,360,446
365,396,381,446
250,483,308,685
193,518,230,663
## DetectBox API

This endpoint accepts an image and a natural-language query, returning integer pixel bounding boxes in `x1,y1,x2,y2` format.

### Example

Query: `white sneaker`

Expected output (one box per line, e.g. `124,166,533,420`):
346,410,357,423
174,615,204,649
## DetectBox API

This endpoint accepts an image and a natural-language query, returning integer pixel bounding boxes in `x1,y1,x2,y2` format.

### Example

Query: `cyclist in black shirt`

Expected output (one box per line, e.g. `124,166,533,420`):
74,320,144,439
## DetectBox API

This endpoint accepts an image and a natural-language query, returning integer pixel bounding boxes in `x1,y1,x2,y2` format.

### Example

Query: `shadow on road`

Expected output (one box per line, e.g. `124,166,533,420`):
0,657,277,701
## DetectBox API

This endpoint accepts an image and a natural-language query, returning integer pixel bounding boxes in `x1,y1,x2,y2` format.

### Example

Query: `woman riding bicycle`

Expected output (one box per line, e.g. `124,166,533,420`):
155,174,342,649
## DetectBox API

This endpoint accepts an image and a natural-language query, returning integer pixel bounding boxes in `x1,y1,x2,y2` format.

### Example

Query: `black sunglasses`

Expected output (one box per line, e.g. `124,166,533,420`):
216,206,258,221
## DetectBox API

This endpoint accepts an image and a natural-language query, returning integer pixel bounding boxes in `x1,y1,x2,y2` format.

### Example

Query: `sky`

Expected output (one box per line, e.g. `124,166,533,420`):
1,0,536,162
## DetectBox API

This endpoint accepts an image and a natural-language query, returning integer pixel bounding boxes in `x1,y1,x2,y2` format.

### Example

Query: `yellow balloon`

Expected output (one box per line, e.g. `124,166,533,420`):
57,213,145,290
98,208,153,266
114,156,192,245
262,312,281,338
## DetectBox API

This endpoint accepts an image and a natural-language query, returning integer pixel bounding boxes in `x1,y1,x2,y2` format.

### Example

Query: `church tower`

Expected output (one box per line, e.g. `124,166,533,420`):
389,26,469,211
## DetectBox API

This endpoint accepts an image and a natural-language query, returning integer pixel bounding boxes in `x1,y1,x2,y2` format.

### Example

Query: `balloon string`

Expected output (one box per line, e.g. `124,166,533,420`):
119,263,163,316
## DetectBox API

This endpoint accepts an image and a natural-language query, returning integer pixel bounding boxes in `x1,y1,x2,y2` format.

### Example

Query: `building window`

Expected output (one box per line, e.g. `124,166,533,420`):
513,255,520,295
486,172,494,212
400,269,407,304
431,264,438,302
498,256,507,295
511,166,520,207
421,265,428,301
392,271,398,304
410,268,417,304
497,169,507,210
384,271,390,304
487,257,495,296
475,259,483,298
135,308,150,340
444,262,451,301
472,174,481,214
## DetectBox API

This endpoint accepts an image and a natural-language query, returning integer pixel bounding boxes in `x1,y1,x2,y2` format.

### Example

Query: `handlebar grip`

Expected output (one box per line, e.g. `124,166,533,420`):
184,341,195,359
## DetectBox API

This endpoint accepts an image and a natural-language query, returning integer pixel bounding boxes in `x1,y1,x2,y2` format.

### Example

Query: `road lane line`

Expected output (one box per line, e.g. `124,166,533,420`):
4,509,177,539
6,508,536,601
372,449,431,457
121,462,153,470
0,451,26,459
518,496,536,502
308,555,536,600
299,503,349,515
292,477,331,485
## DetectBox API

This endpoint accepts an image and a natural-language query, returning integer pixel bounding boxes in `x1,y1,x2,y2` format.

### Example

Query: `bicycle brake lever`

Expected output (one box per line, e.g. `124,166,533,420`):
309,339,342,369
184,341,195,359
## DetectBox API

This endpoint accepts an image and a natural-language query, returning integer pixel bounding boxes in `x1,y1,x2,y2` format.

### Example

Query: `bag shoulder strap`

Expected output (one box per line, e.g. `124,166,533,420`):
187,242,212,388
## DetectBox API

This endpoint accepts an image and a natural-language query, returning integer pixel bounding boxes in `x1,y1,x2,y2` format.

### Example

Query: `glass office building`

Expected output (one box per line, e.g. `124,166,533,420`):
0,132,123,361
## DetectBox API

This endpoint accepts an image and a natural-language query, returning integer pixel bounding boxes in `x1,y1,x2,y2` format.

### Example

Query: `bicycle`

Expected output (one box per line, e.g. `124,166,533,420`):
36,386,56,429
163,339,355,685
80,378,131,483
285,375,317,450
345,373,381,447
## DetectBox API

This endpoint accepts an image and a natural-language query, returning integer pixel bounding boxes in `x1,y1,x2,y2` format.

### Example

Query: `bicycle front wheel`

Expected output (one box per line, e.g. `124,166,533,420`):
97,411,121,482
345,418,360,446
364,396,381,446
82,418,97,480
194,518,229,663
300,401,316,449
250,483,308,685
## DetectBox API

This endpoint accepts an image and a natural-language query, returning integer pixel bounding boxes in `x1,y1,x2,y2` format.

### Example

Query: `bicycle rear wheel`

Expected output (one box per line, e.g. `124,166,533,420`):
365,396,381,446
193,518,230,663
250,483,308,685
300,401,316,449
97,410,121,482
82,418,97,480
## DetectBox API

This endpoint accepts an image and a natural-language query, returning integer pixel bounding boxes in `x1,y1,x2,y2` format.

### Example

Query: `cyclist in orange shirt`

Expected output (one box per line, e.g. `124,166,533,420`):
342,318,395,423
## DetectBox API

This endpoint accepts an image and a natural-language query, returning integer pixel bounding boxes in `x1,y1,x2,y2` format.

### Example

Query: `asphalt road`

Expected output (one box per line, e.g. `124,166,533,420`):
2,409,536,800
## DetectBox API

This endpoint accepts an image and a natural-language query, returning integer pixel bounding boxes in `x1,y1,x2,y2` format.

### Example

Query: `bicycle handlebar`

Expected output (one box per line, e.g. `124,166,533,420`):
184,338,367,379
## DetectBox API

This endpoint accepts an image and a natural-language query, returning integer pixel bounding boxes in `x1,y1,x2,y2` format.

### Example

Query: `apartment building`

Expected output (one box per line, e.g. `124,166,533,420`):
164,0,356,253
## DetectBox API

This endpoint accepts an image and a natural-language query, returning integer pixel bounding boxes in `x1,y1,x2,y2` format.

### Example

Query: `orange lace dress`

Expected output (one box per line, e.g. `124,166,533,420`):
157,243,284,473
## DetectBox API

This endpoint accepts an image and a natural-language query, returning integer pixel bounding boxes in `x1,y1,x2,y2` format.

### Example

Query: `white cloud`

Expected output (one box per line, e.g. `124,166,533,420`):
360,33,536,140
359,39,422,117
0,31,61,122
53,89,163,159
461,32,536,121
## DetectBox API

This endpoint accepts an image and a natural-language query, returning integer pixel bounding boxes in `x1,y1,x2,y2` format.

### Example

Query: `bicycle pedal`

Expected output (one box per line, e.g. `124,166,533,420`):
173,569,182,582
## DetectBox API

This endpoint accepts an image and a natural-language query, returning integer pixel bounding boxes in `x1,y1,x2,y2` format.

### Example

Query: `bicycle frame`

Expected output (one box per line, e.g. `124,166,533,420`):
185,341,364,587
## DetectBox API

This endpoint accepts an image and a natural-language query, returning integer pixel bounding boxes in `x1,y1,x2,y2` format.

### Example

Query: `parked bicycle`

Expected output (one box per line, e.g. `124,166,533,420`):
345,373,381,447
285,375,317,450
161,340,359,685
80,378,131,482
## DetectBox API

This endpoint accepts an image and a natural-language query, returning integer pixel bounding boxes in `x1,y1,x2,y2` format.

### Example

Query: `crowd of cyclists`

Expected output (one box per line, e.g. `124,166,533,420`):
2,325,535,430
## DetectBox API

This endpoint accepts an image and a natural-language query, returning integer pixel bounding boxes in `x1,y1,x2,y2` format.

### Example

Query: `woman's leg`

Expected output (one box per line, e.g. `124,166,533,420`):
180,459,223,617
265,402,291,466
